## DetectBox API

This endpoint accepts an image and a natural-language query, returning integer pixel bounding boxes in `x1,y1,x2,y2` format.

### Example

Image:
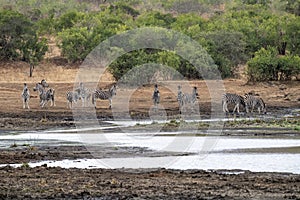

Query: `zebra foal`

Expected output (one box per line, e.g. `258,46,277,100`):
21,83,30,109
92,84,117,109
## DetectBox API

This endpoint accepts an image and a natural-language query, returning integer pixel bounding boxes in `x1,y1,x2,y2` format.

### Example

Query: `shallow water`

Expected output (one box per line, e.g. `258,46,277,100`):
1,119,300,173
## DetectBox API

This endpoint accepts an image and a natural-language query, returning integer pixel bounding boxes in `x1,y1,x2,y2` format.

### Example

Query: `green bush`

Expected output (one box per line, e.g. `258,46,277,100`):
247,46,300,81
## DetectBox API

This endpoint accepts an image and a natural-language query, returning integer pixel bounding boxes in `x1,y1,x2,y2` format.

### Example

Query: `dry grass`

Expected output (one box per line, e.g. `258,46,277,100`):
0,61,115,83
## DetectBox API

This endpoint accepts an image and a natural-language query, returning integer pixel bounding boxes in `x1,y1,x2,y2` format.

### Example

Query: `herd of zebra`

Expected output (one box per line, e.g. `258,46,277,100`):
152,84,266,114
22,80,266,115
21,80,117,109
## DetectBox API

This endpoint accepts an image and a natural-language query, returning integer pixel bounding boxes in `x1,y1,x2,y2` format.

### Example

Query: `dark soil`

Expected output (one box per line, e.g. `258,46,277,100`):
0,166,299,199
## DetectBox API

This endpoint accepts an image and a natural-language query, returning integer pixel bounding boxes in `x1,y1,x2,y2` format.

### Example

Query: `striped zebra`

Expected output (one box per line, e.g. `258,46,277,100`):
66,90,80,108
244,93,267,114
21,83,30,109
182,86,199,105
152,84,160,109
33,82,55,108
178,86,199,112
222,93,246,114
75,82,92,107
177,85,184,108
92,84,117,109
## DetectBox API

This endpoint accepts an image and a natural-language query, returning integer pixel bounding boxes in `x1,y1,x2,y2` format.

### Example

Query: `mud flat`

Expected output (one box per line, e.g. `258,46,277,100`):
0,166,299,199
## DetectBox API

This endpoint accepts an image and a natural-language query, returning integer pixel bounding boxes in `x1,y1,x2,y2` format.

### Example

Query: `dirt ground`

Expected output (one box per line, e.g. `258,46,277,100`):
0,61,299,130
0,166,299,200
0,62,300,199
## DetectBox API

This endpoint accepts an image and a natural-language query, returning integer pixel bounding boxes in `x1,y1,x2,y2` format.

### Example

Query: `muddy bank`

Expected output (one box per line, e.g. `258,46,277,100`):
0,166,299,199
0,144,192,165
0,104,299,131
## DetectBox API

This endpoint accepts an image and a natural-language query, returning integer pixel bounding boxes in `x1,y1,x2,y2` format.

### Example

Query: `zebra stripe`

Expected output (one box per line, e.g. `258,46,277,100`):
222,93,246,114
244,93,266,114
92,84,117,108
21,83,30,109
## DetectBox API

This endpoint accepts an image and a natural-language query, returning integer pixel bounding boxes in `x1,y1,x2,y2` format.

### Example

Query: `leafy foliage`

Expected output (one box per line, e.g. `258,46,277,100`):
0,10,47,63
0,0,299,81
247,46,300,81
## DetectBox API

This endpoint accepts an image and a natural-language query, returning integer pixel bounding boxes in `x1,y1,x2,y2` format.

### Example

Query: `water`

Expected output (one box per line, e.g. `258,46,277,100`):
0,120,299,174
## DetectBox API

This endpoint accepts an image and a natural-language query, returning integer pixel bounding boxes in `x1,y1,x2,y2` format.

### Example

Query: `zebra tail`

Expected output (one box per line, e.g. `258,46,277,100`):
92,93,95,106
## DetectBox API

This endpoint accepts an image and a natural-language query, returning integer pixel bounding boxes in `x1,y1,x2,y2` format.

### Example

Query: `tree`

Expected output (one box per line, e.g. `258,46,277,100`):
247,46,300,81
0,10,48,77
201,31,247,78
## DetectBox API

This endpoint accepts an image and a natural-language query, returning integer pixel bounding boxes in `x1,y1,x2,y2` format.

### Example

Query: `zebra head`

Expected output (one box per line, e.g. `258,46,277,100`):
33,83,44,94
41,79,49,88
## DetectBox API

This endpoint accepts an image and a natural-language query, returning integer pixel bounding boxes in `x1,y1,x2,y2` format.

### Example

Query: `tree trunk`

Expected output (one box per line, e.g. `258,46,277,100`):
278,42,287,55
29,64,34,77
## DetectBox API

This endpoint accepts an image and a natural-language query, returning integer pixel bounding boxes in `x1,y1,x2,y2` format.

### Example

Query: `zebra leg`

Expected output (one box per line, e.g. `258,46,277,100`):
52,97,56,106
223,102,229,113
237,103,240,114
41,100,46,108
92,94,96,108
26,99,30,109
233,103,239,114
81,98,85,107
109,98,112,109
23,99,26,109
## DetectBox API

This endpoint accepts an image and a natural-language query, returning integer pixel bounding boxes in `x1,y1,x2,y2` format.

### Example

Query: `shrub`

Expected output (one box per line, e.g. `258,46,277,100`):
247,46,300,81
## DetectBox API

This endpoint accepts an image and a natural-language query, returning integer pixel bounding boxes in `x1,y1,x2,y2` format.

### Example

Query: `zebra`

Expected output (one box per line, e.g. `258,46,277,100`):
92,84,117,109
244,93,267,114
66,90,80,108
33,82,55,108
222,93,246,114
21,83,30,109
178,86,199,113
182,86,199,105
177,85,184,108
75,82,92,107
152,84,160,109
